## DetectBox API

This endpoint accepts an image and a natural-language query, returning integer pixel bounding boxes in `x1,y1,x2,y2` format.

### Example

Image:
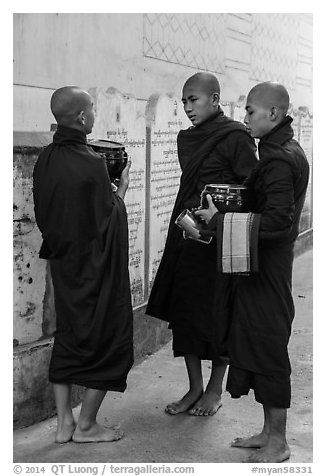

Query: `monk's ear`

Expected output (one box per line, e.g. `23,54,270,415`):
270,106,280,122
211,92,220,107
77,110,85,126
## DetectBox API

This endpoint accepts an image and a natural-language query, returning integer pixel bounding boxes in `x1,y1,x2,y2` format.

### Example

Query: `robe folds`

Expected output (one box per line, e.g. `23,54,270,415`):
226,116,310,407
33,125,133,392
146,108,258,361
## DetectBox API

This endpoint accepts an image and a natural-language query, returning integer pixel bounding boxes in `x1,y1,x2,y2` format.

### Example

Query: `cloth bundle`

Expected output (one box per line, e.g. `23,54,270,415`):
216,212,261,274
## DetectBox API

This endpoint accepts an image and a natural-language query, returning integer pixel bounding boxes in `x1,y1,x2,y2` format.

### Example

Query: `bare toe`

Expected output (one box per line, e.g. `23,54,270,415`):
189,394,222,417
165,404,179,415
189,406,201,416
165,390,202,415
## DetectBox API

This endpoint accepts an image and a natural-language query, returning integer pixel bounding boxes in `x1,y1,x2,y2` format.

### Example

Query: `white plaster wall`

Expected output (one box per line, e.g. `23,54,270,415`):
13,13,192,131
14,86,54,132
13,13,313,132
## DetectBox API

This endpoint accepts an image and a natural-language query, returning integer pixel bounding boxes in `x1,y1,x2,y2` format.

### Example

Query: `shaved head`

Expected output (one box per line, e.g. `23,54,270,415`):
182,72,221,126
50,86,92,125
183,72,220,97
244,82,290,137
247,82,289,116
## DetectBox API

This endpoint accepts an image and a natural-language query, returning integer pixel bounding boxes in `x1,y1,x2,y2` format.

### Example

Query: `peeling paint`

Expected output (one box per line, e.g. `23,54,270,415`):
14,153,38,179
19,301,36,319
14,147,46,345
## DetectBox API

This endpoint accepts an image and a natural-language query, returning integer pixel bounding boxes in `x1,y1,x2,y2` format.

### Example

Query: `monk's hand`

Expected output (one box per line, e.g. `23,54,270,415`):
193,194,218,224
116,160,131,200
120,160,131,187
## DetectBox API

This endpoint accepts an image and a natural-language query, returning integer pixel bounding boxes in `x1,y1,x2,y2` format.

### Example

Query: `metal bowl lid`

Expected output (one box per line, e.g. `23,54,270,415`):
203,183,246,193
88,139,125,151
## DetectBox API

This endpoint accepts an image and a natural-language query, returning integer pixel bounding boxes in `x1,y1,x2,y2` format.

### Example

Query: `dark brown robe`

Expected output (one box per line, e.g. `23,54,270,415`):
33,125,133,391
146,108,258,362
226,116,310,407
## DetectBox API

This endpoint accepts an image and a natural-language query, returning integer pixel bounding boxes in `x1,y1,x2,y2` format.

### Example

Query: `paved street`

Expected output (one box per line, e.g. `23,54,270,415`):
13,250,313,464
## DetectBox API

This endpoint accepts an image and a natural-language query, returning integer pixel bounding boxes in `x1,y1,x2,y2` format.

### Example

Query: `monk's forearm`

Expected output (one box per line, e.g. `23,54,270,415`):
115,160,131,200
116,183,128,200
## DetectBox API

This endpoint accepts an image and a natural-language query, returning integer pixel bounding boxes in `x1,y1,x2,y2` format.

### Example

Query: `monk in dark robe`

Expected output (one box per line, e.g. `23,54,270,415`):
146,73,258,416
196,82,309,462
33,86,133,443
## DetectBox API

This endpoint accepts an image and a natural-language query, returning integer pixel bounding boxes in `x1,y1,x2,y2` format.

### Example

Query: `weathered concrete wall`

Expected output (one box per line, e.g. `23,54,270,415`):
13,134,55,347
13,13,313,428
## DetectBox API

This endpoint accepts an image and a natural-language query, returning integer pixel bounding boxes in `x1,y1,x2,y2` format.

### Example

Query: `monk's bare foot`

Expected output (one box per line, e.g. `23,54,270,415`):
72,422,124,443
231,431,269,448
55,420,76,444
165,389,203,415
244,440,291,463
188,391,222,416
